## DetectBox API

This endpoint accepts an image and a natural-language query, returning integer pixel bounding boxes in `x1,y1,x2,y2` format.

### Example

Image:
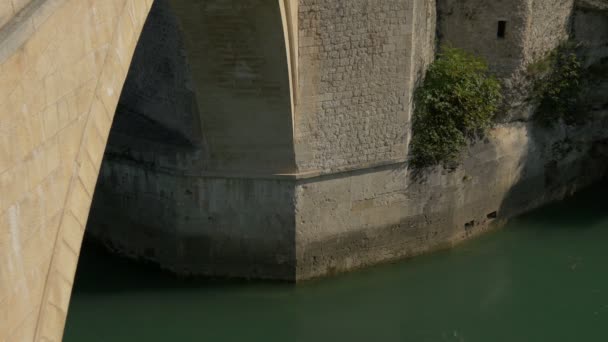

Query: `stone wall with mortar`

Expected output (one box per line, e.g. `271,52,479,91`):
294,0,431,173
438,0,580,123
523,0,574,65
438,0,575,75
295,112,608,279
295,0,608,280
0,0,153,341
437,0,530,76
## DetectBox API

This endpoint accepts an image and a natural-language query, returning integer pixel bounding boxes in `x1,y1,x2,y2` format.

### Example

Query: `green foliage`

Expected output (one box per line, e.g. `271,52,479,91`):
533,43,583,126
410,47,502,169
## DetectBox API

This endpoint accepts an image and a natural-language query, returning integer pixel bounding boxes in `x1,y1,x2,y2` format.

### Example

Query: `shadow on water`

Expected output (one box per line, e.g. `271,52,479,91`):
66,181,608,342
508,180,608,229
71,235,292,295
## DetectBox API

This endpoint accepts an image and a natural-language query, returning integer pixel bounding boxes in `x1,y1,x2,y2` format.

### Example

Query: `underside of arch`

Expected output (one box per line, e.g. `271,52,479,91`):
167,0,296,174
1,0,298,341
84,0,298,282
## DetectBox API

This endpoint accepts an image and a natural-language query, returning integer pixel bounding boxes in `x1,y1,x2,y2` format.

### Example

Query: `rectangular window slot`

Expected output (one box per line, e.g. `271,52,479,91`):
497,21,507,39
487,211,498,219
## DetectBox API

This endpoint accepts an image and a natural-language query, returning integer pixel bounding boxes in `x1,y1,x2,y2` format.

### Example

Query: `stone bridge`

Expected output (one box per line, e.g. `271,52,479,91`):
2,0,607,340
0,0,434,339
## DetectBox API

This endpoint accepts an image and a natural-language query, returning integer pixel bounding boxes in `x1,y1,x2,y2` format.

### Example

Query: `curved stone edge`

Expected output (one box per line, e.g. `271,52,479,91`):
279,0,298,137
0,0,155,340
32,2,154,340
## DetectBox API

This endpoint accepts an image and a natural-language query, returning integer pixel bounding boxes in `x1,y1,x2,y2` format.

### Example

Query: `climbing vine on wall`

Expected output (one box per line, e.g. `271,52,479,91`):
409,46,502,169
531,43,583,126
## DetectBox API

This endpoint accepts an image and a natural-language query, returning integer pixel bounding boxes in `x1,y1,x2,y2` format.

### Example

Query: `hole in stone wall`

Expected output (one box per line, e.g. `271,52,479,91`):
487,211,498,219
497,21,507,39
464,220,476,230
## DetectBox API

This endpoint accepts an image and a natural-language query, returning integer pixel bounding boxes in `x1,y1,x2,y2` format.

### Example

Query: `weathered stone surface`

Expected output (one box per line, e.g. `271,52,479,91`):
168,0,295,174
294,0,435,172
90,0,608,284
2,0,608,340
0,0,153,340
295,115,608,279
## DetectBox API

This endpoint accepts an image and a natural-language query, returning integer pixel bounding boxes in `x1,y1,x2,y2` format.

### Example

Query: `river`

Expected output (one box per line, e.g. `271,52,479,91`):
64,183,608,341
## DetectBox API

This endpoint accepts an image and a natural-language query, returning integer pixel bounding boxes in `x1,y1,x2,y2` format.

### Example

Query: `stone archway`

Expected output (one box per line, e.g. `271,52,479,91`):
86,0,298,282
0,0,296,340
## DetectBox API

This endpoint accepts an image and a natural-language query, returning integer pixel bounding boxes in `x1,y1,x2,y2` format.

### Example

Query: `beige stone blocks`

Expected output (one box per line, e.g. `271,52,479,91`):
0,164,28,212
6,311,37,342
60,213,84,260
96,49,126,119
1,0,153,340
36,302,65,342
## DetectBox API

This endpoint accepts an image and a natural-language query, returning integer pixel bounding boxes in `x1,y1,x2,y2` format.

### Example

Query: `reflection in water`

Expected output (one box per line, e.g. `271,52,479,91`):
65,183,608,341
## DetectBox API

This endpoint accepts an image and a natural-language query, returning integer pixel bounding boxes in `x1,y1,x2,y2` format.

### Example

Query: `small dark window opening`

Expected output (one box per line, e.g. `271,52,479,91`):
497,21,507,39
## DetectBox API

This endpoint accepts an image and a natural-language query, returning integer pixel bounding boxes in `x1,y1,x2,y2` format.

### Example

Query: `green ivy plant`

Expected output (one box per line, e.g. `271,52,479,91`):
409,46,502,169
533,43,583,126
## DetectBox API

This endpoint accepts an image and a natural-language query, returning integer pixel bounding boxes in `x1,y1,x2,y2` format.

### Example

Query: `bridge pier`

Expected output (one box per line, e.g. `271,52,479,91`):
2,0,608,340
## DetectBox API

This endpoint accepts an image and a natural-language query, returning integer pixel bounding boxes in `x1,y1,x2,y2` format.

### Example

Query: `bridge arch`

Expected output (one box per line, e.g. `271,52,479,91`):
0,0,296,340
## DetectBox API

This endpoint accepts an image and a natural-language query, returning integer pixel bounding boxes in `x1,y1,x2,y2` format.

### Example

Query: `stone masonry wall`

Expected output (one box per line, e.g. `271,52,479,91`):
295,0,417,172
438,0,577,123
438,0,576,73
523,0,574,64
295,0,608,280
295,113,608,279
437,0,530,76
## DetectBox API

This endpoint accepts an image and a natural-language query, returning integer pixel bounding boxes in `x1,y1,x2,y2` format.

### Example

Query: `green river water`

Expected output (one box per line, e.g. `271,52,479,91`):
64,184,608,341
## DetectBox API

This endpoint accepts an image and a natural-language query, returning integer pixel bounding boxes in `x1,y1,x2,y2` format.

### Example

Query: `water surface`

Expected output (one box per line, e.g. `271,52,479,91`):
65,184,608,341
